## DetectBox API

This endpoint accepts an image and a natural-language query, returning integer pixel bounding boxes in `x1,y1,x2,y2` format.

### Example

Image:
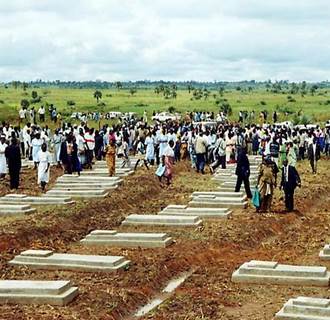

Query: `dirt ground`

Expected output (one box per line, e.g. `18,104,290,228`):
0,159,329,320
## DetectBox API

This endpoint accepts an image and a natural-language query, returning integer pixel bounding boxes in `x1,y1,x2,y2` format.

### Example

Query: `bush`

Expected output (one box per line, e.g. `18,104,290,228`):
67,100,76,106
21,99,30,108
30,97,41,104
105,94,112,97
260,101,267,105
97,102,106,107
0,100,4,104
219,102,232,115
293,114,313,125
168,106,176,113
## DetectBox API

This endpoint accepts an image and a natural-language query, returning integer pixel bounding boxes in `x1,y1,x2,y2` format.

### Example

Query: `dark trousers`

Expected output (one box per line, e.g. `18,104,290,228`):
284,187,295,211
86,150,93,167
196,153,206,173
9,168,20,189
211,155,226,170
298,147,305,160
310,159,317,173
235,175,252,198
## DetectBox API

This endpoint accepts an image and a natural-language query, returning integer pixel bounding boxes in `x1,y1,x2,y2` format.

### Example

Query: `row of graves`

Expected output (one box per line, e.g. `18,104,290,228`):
0,155,330,319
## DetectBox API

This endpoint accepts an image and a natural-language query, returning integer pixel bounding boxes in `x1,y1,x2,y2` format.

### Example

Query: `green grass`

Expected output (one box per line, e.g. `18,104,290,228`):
0,86,330,125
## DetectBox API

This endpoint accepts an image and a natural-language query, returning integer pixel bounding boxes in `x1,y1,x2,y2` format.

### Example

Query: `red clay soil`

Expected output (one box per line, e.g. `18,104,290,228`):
0,160,329,319
0,166,64,197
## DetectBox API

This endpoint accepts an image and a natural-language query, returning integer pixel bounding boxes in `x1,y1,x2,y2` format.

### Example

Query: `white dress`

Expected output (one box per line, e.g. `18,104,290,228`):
37,150,52,184
32,138,43,162
0,142,8,174
145,136,155,161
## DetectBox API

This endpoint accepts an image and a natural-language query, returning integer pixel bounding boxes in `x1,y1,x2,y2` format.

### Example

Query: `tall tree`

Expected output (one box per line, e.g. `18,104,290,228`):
31,91,38,99
114,81,123,90
93,90,102,103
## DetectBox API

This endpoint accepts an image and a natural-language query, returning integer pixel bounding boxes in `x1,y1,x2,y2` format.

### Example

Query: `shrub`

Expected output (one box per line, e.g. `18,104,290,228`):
260,101,267,105
21,99,30,108
168,106,176,113
97,102,106,107
0,100,4,104
67,100,76,106
30,97,41,104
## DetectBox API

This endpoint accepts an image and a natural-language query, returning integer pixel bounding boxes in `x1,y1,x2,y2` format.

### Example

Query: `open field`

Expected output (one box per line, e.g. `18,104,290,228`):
1,87,330,124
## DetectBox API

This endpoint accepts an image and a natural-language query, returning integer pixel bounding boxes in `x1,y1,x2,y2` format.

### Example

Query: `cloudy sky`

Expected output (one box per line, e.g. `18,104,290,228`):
0,0,329,82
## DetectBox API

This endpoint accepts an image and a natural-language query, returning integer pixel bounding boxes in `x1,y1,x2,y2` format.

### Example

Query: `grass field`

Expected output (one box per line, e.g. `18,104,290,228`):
1,86,330,125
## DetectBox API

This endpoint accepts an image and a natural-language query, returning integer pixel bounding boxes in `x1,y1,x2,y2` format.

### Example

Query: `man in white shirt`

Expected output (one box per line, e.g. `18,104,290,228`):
19,108,26,123
84,128,95,168
38,106,45,122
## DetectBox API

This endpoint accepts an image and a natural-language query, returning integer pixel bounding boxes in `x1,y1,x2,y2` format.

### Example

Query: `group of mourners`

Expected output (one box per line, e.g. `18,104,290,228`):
0,115,328,210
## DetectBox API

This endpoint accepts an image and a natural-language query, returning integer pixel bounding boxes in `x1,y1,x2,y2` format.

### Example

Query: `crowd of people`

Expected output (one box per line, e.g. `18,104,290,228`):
0,115,329,211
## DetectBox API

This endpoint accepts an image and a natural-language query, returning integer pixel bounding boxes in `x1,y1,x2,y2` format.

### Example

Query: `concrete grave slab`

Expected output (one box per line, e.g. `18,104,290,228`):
45,189,109,198
189,196,248,208
81,230,173,248
232,260,330,286
1,194,75,205
319,244,330,260
0,204,36,215
159,205,232,218
10,250,130,272
122,214,203,227
52,184,117,192
275,296,330,319
191,191,244,198
0,280,78,306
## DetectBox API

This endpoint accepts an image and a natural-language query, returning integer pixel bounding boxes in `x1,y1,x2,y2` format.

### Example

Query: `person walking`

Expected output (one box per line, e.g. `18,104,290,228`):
194,131,208,174
257,156,279,213
0,135,8,178
280,159,301,212
210,132,226,173
5,138,21,190
162,140,175,185
235,148,252,198
37,143,52,191
308,137,321,174
134,137,149,170
287,142,297,167
105,139,116,177
31,133,43,169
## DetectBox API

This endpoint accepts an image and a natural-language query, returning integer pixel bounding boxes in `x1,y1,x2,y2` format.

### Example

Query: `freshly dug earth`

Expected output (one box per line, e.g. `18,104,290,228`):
0,159,329,320
0,165,64,197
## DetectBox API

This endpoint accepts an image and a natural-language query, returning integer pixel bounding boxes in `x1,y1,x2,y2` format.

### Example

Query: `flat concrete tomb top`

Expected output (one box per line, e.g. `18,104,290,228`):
89,230,169,240
0,280,78,306
10,250,130,271
320,244,330,260
122,214,203,226
0,280,72,295
4,194,27,199
81,230,173,248
238,260,327,277
275,296,330,319
124,214,201,222
164,205,229,213
232,260,330,286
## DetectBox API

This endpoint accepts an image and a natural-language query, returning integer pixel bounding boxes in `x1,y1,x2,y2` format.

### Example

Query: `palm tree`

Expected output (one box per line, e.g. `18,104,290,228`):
93,90,102,103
